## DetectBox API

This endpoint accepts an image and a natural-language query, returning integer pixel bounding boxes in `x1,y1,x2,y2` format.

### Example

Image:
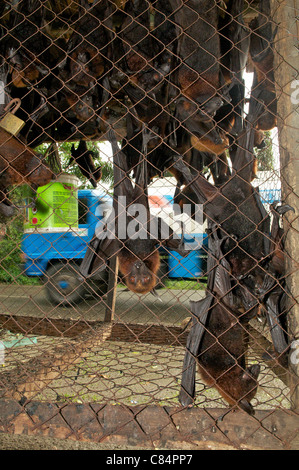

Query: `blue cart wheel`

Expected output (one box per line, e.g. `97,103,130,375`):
58,280,70,290
45,261,87,306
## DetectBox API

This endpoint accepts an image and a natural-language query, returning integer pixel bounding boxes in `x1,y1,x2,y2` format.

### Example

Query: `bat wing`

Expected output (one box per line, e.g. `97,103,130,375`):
205,222,236,306
265,291,288,356
109,129,134,199
79,231,121,279
154,215,190,256
80,129,131,278
179,294,213,407
230,95,264,182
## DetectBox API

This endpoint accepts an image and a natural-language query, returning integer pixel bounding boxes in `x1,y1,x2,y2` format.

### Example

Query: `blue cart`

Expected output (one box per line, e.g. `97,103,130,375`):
21,189,112,305
21,189,210,304
167,233,208,279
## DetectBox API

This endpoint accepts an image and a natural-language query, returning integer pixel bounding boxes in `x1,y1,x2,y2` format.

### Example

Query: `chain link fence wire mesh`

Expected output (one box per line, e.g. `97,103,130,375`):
0,0,298,449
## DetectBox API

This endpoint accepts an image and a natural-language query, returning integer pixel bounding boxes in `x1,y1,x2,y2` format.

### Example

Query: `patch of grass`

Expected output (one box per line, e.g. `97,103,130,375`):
163,279,207,290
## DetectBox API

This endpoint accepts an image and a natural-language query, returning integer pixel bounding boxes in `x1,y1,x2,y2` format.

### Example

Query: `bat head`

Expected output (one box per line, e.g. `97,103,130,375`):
176,96,223,124
125,259,157,294
118,246,160,295
65,91,94,121
218,363,260,415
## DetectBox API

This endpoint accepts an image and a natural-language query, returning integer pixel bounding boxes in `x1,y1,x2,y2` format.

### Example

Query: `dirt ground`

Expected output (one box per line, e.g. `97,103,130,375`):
0,284,293,450
0,284,203,450
1,430,193,450
0,432,142,450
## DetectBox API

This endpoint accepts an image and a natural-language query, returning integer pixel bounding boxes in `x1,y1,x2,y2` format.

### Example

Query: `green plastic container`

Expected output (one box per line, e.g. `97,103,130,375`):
24,174,80,233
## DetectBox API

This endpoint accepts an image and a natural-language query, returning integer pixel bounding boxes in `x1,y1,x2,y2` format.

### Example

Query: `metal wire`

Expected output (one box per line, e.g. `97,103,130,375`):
0,0,298,449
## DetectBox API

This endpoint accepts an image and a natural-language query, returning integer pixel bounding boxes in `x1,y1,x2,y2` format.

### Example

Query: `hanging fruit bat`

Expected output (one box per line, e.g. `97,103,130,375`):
169,0,223,110
65,0,112,88
114,0,174,138
5,1,50,88
167,0,233,160
70,140,102,188
256,202,294,361
80,128,187,294
249,0,277,148
217,0,250,136
179,224,260,415
117,0,173,94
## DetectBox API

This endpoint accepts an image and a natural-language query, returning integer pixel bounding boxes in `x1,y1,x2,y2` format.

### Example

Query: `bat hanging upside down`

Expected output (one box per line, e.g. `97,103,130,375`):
179,225,260,415
249,0,278,148
80,128,187,294
70,140,102,188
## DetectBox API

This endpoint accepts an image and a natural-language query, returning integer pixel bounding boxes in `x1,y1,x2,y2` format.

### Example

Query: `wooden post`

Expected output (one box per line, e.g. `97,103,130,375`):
104,255,119,322
272,0,299,409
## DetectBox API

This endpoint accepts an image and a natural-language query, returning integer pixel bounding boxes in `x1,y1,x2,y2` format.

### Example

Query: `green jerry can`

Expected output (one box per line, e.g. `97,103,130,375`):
24,174,80,233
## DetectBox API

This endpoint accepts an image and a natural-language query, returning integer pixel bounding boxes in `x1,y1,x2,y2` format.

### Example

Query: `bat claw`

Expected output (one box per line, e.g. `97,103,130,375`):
217,0,228,9
198,97,224,119
277,204,295,215
179,391,195,408
151,289,162,302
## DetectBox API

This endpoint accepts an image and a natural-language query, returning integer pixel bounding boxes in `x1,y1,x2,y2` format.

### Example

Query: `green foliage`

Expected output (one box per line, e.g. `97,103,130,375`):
0,230,40,285
36,141,114,188
0,187,40,285
256,131,275,171
164,279,207,290
0,140,114,285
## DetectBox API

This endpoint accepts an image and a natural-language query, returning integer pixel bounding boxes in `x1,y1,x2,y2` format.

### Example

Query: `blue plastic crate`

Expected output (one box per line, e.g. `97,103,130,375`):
259,188,281,204
168,234,208,278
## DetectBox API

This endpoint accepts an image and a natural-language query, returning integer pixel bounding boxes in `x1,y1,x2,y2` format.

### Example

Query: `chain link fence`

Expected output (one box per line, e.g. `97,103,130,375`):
0,0,298,449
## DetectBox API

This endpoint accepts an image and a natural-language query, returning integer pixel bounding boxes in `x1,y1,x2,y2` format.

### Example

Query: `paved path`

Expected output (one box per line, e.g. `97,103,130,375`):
0,283,205,326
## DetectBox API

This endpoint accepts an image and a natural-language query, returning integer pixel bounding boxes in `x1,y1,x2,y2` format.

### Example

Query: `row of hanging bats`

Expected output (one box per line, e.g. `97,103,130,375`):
0,0,294,415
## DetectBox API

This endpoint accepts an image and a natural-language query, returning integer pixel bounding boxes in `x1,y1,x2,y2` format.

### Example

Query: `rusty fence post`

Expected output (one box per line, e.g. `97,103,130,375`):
104,255,119,322
272,0,299,409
